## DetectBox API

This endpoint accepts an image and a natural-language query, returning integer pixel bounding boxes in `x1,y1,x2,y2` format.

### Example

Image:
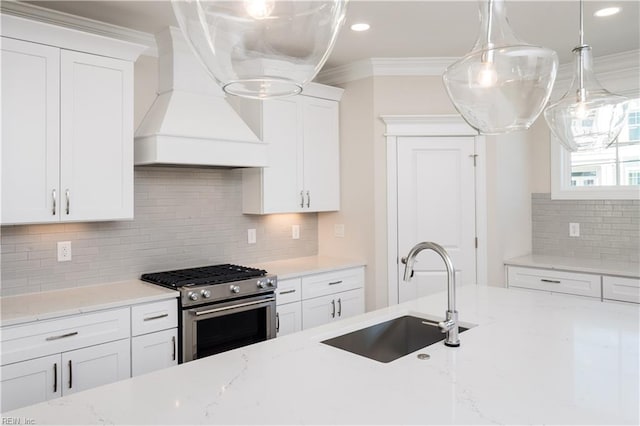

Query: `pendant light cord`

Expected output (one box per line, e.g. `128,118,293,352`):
578,0,585,101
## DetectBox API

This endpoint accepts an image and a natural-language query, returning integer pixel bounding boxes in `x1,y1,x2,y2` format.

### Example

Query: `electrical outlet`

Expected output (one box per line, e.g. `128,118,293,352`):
334,224,345,238
292,225,300,240
57,241,72,262
247,229,257,244
569,222,580,237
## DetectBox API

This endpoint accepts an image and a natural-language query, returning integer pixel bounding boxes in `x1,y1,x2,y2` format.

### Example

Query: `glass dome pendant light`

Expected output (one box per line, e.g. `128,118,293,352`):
442,0,559,134
543,0,628,152
171,0,349,99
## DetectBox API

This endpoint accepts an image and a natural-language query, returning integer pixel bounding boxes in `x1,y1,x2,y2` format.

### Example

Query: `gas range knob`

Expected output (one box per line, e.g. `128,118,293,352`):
256,280,266,289
230,285,241,294
267,278,276,287
188,292,198,301
200,289,211,298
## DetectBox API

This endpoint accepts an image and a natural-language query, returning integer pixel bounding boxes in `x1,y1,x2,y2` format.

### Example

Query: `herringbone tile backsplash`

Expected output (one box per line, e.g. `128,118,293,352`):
1,167,318,296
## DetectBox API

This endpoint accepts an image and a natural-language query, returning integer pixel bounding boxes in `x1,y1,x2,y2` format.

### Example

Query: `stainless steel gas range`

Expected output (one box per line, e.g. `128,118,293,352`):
141,264,277,363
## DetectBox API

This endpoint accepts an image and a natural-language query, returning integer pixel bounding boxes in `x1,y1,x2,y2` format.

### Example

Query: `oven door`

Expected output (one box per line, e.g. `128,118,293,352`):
182,293,276,362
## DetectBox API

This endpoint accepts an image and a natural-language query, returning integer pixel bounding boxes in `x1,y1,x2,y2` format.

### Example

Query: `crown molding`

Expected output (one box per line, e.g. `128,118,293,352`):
0,0,158,56
317,57,457,85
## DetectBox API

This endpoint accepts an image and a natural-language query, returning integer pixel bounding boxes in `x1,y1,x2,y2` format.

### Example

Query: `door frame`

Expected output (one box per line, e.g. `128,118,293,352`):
382,115,487,306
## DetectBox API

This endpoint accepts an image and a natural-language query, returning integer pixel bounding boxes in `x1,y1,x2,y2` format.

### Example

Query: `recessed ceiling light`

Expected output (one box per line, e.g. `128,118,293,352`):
350,23,370,32
594,6,621,17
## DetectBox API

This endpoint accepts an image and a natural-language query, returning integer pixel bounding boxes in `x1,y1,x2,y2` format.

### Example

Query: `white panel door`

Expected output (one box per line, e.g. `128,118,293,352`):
276,302,302,337
1,38,60,224
61,339,130,396
397,136,476,302
334,288,365,320
0,354,61,412
60,50,133,222
301,293,337,329
302,97,340,212
261,97,302,213
131,328,178,377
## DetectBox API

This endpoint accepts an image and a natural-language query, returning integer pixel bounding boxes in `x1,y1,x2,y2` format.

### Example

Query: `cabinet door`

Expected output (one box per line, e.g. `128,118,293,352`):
276,302,302,337
302,293,338,329
1,38,60,224
0,354,61,412
131,328,178,377
301,97,340,212
61,339,130,396
335,288,365,320
60,50,133,222
603,276,640,304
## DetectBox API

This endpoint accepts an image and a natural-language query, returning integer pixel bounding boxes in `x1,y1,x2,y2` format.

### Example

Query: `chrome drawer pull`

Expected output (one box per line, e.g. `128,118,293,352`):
52,189,57,215
65,189,70,215
328,280,343,286
45,331,78,341
53,363,58,393
68,360,73,389
331,299,336,318
306,190,311,208
337,298,342,317
300,191,305,208
541,279,561,284
171,336,176,361
195,298,275,316
143,313,169,322
279,289,296,295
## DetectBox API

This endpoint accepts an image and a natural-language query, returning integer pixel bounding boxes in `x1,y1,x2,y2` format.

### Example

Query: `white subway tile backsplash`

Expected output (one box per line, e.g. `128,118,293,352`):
1,167,318,296
532,193,639,262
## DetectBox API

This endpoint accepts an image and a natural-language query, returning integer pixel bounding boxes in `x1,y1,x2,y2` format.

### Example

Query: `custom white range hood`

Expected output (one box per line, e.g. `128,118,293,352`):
134,27,266,168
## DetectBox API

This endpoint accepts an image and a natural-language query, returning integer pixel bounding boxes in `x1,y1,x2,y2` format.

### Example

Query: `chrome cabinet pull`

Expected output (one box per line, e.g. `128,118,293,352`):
279,289,296,295
143,313,169,322
306,190,310,208
541,279,561,284
65,189,70,215
337,298,342,317
171,336,176,361
276,312,280,333
45,331,78,341
53,363,57,393
68,360,73,389
52,189,57,215
328,280,342,286
300,191,304,208
331,299,336,318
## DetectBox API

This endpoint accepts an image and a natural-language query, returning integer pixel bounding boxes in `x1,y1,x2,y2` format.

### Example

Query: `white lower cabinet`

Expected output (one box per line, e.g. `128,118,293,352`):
0,354,61,412
61,339,130,396
506,266,601,298
130,299,178,377
0,339,130,412
131,328,177,376
302,288,364,329
603,276,640,304
276,302,302,337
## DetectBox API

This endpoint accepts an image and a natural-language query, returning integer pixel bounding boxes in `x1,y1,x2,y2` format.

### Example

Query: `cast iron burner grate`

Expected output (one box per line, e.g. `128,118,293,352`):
141,264,267,288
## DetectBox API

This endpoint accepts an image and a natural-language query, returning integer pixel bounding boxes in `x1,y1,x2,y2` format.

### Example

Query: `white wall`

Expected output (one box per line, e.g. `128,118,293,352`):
319,74,535,310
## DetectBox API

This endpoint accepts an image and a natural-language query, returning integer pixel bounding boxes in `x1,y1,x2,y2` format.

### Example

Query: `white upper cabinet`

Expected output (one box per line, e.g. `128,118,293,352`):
242,85,343,214
0,14,144,225
1,38,60,224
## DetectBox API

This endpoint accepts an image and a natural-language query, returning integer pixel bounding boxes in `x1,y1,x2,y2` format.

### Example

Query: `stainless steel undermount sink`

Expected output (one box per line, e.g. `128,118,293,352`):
321,315,469,363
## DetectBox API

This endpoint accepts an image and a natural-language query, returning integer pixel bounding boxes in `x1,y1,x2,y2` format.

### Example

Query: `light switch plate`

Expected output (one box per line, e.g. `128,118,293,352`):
334,224,345,238
248,229,257,244
292,225,300,239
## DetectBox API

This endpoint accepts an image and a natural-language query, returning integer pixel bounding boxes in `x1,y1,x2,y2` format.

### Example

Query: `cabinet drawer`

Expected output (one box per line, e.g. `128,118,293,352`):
131,299,178,336
1,308,130,366
507,266,601,298
301,267,364,300
603,276,640,304
276,278,302,305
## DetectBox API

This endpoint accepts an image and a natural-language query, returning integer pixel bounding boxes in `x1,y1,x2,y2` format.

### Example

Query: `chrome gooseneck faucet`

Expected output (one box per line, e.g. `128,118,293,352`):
402,242,460,347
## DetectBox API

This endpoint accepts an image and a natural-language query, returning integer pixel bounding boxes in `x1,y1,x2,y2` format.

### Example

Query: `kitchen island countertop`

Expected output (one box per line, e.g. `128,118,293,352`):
4,285,639,425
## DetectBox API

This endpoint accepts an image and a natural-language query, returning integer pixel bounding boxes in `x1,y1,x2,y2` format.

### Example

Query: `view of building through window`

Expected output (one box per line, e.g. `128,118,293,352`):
570,98,640,187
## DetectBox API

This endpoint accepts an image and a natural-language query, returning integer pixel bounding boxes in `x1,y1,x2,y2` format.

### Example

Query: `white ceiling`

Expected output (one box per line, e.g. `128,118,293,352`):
26,0,640,68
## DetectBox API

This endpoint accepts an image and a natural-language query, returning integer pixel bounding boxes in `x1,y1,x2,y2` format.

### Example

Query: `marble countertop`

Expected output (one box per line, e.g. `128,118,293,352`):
5,285,639,425
505,254,640,278
251,255,365,280
1,280,179,327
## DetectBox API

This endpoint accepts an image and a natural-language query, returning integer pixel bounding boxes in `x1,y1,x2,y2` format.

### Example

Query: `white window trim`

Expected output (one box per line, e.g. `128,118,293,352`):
550,134,640,200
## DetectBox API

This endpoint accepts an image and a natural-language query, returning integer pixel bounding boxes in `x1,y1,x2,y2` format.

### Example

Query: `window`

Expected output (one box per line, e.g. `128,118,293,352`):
552,96,640,200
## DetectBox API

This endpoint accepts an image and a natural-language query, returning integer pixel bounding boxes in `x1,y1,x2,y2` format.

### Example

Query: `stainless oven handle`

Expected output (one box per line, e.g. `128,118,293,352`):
194,297,276,316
